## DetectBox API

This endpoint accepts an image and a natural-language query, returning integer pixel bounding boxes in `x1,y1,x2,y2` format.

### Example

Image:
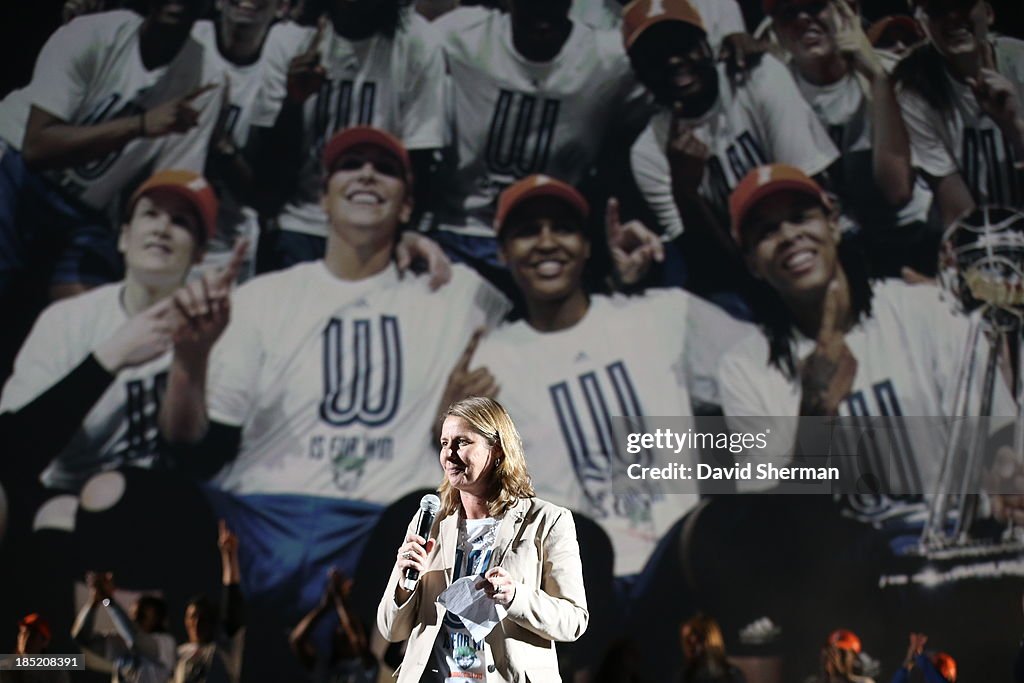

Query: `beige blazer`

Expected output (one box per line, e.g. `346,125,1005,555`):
376,496,589,683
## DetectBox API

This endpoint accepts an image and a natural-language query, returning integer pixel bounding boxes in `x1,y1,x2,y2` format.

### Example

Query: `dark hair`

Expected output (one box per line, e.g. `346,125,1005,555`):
746,234,875,380
892,42,956,114
136,596,168,632
185,595,219,624
304,0,412,38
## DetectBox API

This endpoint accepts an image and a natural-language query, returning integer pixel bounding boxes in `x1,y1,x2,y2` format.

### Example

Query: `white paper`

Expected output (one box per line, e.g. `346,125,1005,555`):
437,575,507,641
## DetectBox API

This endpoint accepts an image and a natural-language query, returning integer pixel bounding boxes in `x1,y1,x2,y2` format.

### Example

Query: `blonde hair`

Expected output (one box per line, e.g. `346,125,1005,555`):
682,614,729,674
438,397,535,518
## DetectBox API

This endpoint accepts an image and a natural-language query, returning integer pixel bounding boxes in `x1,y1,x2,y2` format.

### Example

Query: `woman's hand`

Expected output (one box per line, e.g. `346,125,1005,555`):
482,567,517,608
396,533,435,575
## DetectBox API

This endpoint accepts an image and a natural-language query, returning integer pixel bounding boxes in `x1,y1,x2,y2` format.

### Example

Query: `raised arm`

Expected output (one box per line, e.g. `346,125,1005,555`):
22,84,216,171
159,241,246,444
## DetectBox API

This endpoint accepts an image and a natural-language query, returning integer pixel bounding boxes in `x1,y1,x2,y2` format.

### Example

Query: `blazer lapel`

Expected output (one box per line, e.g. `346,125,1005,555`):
437,511,459,585
493,498,531,567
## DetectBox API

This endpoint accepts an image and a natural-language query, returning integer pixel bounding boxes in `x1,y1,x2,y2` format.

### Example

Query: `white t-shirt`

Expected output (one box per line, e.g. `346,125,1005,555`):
430,516,499,682
190,19,270,281
249,12,447,237
206,262,510,501
717,279,1008,554
792,58,933,227
433,7,641,237
471,290,751,575
897,36,1024,207
0,284,170,491
631,54,838,239
569,0,747,53
0,11,221,211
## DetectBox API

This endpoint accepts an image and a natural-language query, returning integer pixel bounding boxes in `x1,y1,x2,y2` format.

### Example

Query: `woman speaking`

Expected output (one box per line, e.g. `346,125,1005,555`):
377,397,589,682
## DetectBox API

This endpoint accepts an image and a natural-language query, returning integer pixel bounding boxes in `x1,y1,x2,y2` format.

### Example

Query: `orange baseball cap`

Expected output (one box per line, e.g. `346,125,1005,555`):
827,629,862,654
729,164,832,246
322,126,413,184
866,15,925,46
494,175,590,236
931,652,957,682
18,613,51,642
622,0,706,51
130,170,218,241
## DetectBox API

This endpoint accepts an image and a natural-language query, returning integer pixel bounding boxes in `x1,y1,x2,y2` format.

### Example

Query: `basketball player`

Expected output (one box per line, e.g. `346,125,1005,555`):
716,164,1023,679
894,0,1024,226
191,0,286,282
766,0,936,276
247,0,446,269
439,174,751,676
0,0,222,299
0,170,223,493
569,0,750,57
624,0,837,309
444,174,747,575
159,127,509,615
428,0,646,267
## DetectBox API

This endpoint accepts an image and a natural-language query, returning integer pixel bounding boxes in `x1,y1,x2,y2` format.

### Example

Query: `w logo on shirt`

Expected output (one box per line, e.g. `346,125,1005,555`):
485,90,560,176
319,315,402,427
313,80,377,150
549,361,653,512
110,371,167,465
73,94,142,181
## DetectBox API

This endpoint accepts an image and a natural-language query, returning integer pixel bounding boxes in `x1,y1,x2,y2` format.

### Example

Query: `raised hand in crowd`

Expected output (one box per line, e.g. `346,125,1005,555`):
799,281,858,416
286,16,328,103
606,197,664,286
435,328,497,441
832,0,885,81
218,519,241,586
290,568,375,674
86,570,116,606
901,632,927,670
968,44,1024,147
141,83,219,139
171,239,248,360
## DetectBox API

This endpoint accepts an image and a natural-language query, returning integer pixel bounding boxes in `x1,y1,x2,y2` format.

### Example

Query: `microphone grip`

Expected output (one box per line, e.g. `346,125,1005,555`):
401,508,436,590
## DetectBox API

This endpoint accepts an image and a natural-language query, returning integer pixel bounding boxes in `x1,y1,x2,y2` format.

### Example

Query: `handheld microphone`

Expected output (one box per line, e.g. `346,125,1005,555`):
401,493,441,590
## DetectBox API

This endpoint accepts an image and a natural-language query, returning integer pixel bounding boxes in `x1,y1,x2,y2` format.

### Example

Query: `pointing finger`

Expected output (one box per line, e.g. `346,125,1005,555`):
456,327,486,373
818,280,841,345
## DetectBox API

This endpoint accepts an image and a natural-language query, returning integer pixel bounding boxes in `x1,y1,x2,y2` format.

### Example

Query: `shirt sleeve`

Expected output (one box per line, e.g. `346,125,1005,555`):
206,285,265,427
0,301,83,412
717,332,800,468
681,292,755,407
461,265,511,328
750,55,839,177
247,24,307,130
896,87,959,179
630,120,686,238
398,18,447,151
25,17,102,122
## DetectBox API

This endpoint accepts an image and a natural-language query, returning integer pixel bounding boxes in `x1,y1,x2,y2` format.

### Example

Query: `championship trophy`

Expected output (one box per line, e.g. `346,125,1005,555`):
920,205,1024,557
